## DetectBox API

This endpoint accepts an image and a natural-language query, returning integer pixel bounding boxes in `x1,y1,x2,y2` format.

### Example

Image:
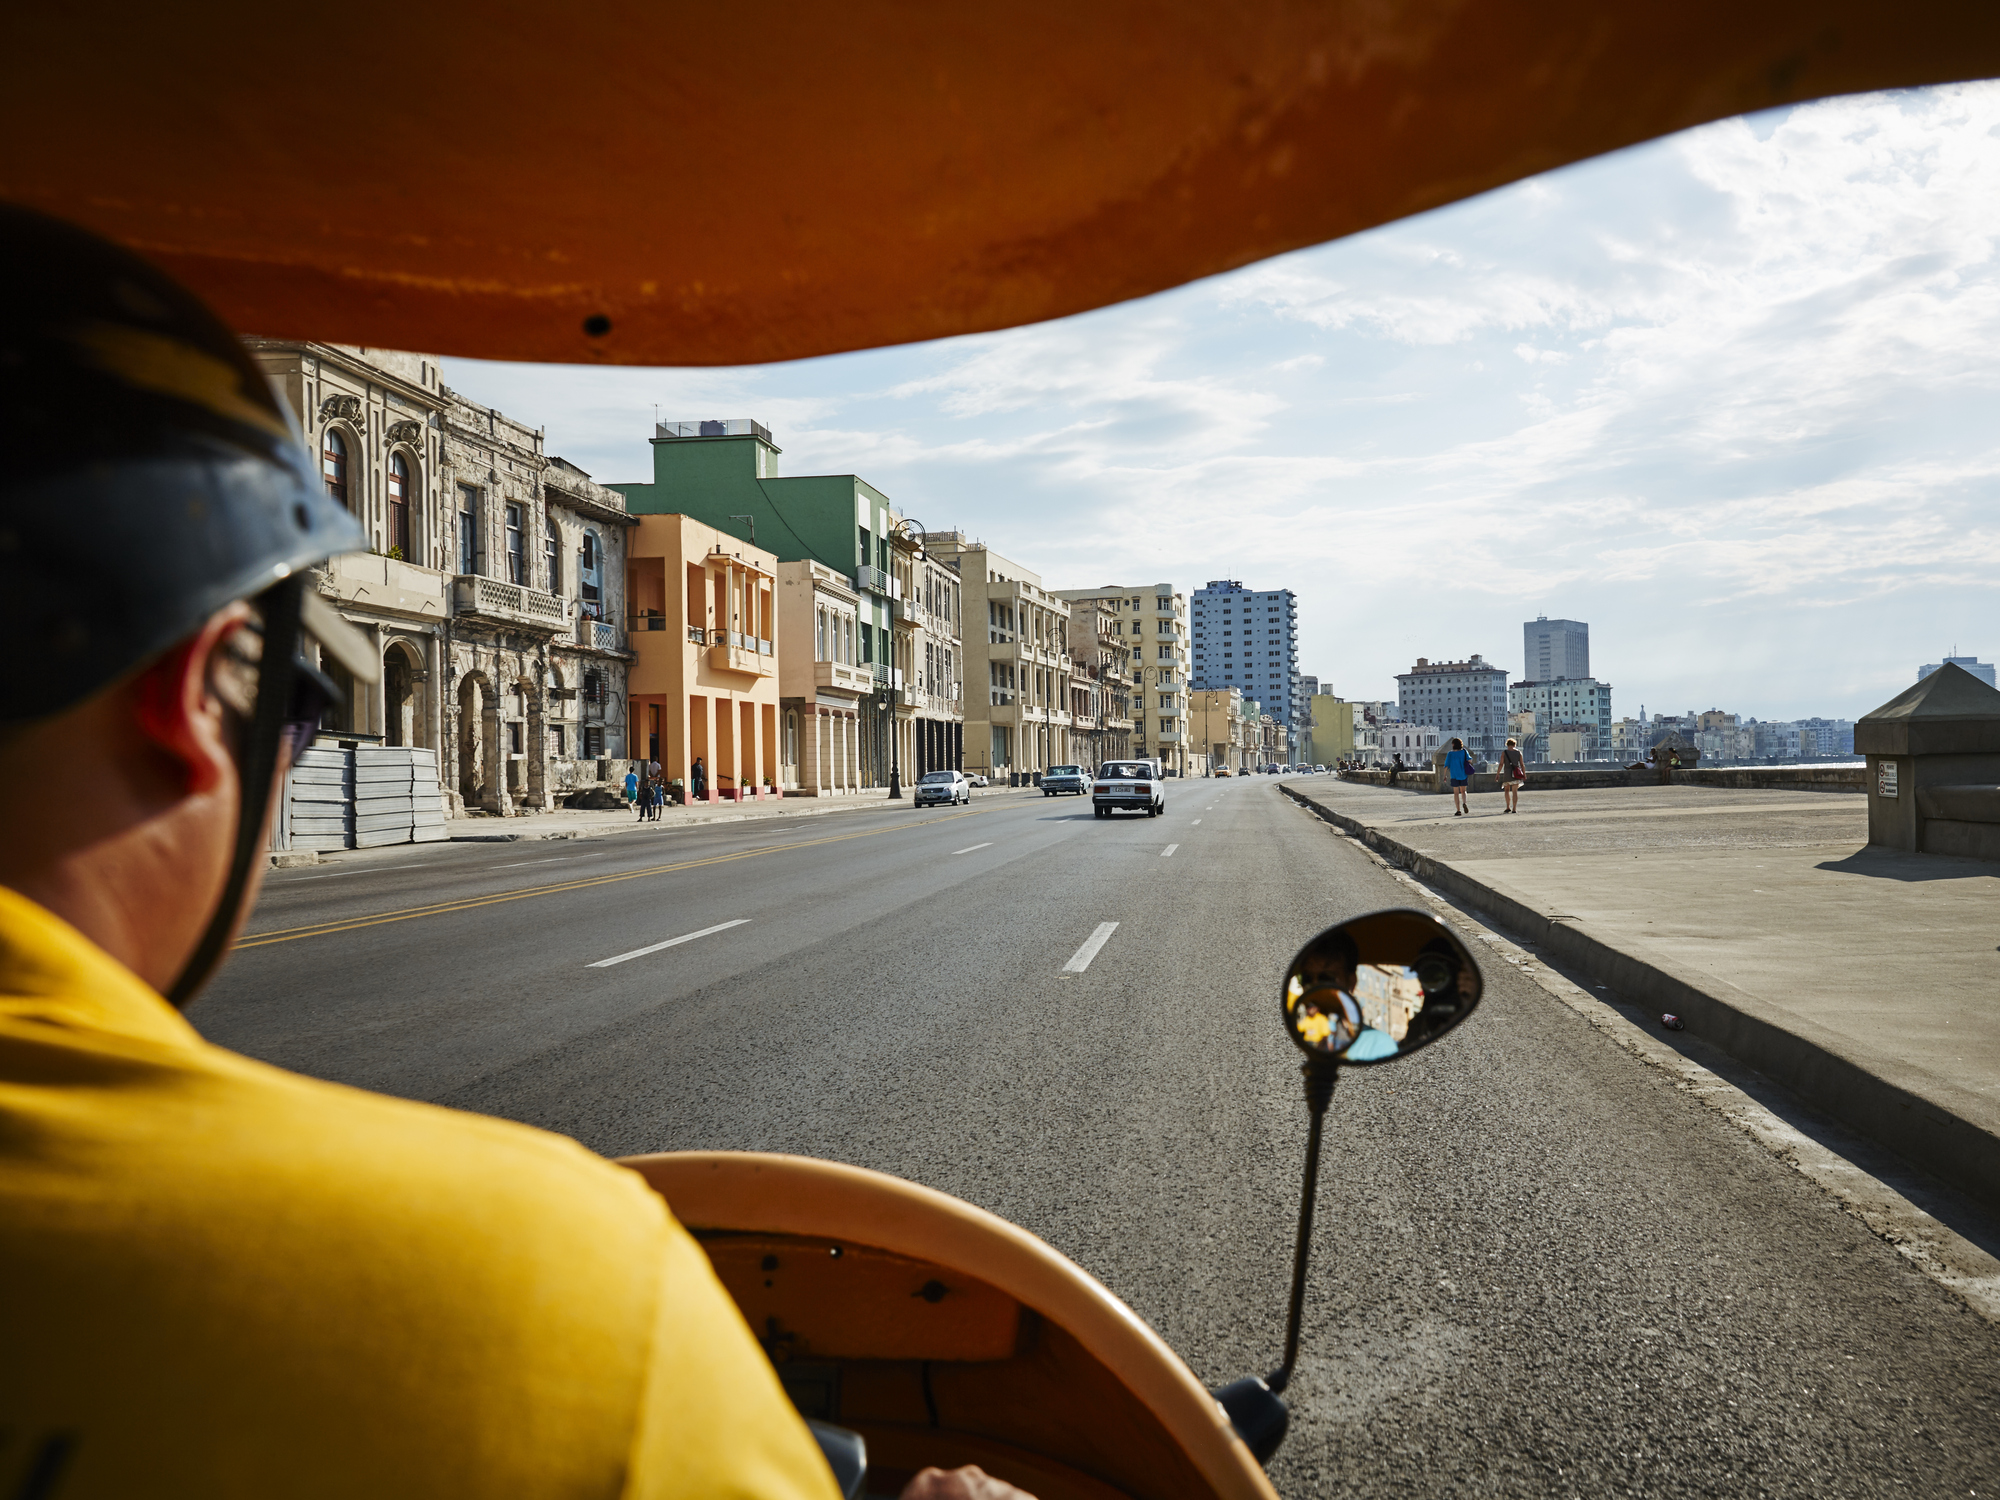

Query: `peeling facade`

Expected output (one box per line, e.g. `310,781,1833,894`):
249,340,635,831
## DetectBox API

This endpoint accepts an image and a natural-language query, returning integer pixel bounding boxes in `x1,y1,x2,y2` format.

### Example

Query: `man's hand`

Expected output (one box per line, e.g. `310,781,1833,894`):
898,1464,1037,1500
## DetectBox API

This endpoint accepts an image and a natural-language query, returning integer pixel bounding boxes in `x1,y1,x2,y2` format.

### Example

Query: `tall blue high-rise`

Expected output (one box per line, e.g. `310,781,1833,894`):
1191,580,1302,729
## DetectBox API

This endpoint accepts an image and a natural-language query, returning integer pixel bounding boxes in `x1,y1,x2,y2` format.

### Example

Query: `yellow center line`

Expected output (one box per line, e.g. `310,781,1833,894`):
234,808,987,950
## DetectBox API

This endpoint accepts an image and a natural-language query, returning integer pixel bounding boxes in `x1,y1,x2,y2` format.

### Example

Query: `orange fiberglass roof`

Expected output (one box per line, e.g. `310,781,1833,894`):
5,2,1997,367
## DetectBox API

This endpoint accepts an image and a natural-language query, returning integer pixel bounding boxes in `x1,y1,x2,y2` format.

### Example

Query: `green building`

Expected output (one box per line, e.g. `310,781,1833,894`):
611,420,963,781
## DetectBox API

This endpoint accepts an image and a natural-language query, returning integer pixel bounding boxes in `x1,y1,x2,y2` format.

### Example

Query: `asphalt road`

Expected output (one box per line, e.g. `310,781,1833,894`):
197,777,2000,1498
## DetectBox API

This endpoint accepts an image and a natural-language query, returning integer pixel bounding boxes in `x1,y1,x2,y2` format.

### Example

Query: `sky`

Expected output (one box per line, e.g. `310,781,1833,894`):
447,82,2000,724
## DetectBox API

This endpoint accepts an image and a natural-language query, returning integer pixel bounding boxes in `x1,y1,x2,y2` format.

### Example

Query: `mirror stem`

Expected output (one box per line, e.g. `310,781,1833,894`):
1267,1054,1338,1395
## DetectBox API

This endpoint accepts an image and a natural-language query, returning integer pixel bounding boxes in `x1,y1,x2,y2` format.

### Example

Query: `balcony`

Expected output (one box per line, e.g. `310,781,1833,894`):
573,613,622,652
1071,714,1099,731
323,552,446,618
814,660,869,693
854,565,901,599
453,574,567,632
707,634,776,678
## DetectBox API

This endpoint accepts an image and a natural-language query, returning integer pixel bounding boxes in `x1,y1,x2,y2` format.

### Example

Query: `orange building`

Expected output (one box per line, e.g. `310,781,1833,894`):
625,515,783,803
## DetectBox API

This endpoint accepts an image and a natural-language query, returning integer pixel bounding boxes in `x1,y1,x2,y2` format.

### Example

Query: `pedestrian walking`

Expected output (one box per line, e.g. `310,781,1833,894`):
1444,737,1473,815
691,756,707,801
1500,737,1527,814
623,766,639,811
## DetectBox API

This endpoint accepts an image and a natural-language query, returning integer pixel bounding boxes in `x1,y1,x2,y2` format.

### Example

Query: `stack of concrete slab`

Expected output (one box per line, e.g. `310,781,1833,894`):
287,747,356,852
355,746,448,848
285,745,447,851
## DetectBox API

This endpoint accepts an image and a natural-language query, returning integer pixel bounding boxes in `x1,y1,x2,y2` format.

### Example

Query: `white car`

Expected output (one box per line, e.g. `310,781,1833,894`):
1091,759,1165,818
914,770,970,806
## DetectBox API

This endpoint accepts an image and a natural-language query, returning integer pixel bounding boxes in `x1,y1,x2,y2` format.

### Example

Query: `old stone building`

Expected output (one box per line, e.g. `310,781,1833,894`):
249,340,633,830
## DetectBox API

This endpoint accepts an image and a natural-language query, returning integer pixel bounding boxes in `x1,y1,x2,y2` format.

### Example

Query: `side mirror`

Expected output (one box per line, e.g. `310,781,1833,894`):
1283,908,1483,1065
1216,909,1482,1466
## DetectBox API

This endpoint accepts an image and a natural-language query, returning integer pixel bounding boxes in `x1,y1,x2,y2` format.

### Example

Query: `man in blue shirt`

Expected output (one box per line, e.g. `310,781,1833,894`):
1445,738,1474,816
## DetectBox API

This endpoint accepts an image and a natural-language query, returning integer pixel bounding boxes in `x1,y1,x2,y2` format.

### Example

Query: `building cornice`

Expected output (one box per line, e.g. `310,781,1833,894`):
247,338,443,416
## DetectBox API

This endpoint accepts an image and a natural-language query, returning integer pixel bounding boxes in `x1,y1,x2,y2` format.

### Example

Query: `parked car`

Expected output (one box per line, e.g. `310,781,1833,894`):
1042,764,1089,796
1091,759,1166,818
914,770,970,806
966,773,990,788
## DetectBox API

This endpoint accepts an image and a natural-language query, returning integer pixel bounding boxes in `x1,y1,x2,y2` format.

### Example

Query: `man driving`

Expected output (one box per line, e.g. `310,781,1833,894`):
0,205,1022,1500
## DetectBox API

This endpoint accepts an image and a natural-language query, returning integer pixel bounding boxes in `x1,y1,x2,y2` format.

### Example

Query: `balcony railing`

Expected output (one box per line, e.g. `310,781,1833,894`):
573,615,622,651
707,638,775,678
814,660,869,692
854,565,899,598
453,574,567,631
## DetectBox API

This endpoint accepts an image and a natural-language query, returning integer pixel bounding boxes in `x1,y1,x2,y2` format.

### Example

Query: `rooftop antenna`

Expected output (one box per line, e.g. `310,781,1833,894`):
729,513,756,547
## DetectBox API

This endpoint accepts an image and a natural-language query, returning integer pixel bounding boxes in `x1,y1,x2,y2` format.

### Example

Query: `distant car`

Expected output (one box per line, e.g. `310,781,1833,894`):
1092,759,1166,818
1213,767,1232,777
914,770,970,806
1313,764,1327,774
966,772,990,788
1042,764,1089,796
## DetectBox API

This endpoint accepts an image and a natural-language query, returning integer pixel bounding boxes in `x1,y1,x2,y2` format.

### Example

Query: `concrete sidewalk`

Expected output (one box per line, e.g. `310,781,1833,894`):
444,783,1041,841
1282,777,2000,1210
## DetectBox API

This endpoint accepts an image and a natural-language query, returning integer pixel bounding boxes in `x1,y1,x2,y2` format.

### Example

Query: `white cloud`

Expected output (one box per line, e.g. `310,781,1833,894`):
448,81,2000,720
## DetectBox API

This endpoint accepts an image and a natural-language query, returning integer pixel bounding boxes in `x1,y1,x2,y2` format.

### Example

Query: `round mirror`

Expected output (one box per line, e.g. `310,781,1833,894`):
1282,908,1483,1064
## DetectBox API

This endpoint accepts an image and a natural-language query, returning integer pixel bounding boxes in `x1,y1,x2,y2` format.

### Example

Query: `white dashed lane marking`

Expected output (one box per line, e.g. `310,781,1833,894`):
952,843,993,855
1062,922,1119,974
589,919,751,969
1161,844,1178,857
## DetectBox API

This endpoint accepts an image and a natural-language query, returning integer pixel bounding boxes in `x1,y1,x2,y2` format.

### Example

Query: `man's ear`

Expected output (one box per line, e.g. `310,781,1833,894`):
131,607,253,798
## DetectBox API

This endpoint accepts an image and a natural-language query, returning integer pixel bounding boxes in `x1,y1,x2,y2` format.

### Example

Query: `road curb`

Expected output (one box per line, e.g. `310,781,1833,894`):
1280,782,2000,1215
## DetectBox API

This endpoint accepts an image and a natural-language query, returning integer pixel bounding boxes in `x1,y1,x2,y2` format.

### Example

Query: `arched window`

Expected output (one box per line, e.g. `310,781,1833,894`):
322,429,349,510
387,452,410,557
545,517,562,596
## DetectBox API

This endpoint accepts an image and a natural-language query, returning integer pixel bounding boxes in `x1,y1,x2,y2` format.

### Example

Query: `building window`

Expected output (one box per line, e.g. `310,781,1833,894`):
552,724,566,756
583,726,604,758
386,452,410,557
322,429,350,511
580,531,602,618
457,485,479,575
545,518,562,595
508,721,524,755
505,504,526,584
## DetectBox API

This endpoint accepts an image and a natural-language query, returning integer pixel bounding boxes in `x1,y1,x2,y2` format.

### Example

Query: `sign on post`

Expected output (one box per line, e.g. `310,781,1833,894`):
1877,760,1898,798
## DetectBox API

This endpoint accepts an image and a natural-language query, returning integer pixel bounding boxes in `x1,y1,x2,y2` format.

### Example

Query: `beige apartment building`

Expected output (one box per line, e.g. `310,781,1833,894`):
1053,585,1191,775
930,535,1072,781
890,530,966,783
1190,688,1256,773
1066,600,1135,767
775,560,868,795
625,515,784,802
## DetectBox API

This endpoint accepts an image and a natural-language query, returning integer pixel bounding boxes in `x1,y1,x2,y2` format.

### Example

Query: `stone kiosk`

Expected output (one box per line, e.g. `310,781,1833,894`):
1858,662,2000,860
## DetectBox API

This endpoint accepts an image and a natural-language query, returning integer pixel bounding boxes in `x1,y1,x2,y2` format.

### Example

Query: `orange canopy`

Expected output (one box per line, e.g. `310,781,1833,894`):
5,3,1997,366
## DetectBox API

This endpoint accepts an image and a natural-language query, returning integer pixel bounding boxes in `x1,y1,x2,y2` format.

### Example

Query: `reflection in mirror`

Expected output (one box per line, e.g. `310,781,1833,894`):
1282,909,1482,1065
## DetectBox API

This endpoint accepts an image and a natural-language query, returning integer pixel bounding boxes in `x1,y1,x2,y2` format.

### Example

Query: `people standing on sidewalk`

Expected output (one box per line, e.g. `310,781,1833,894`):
1445,738,1473,815
632,768,649,820
649,776,666,821
691,756,707,801
1500,737,1526,814
1388,753,1404,787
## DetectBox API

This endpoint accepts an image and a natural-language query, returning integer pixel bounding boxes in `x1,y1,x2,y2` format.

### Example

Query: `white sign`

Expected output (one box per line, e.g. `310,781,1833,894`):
1877,760,1898,798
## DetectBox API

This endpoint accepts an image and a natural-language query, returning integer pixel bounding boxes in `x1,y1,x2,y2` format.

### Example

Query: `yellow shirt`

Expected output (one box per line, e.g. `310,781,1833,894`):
0,887,838,1500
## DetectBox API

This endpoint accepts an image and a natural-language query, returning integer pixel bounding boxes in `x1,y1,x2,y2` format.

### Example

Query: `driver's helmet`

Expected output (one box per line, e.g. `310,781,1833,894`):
1,204,377,1002
0,203,370,726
